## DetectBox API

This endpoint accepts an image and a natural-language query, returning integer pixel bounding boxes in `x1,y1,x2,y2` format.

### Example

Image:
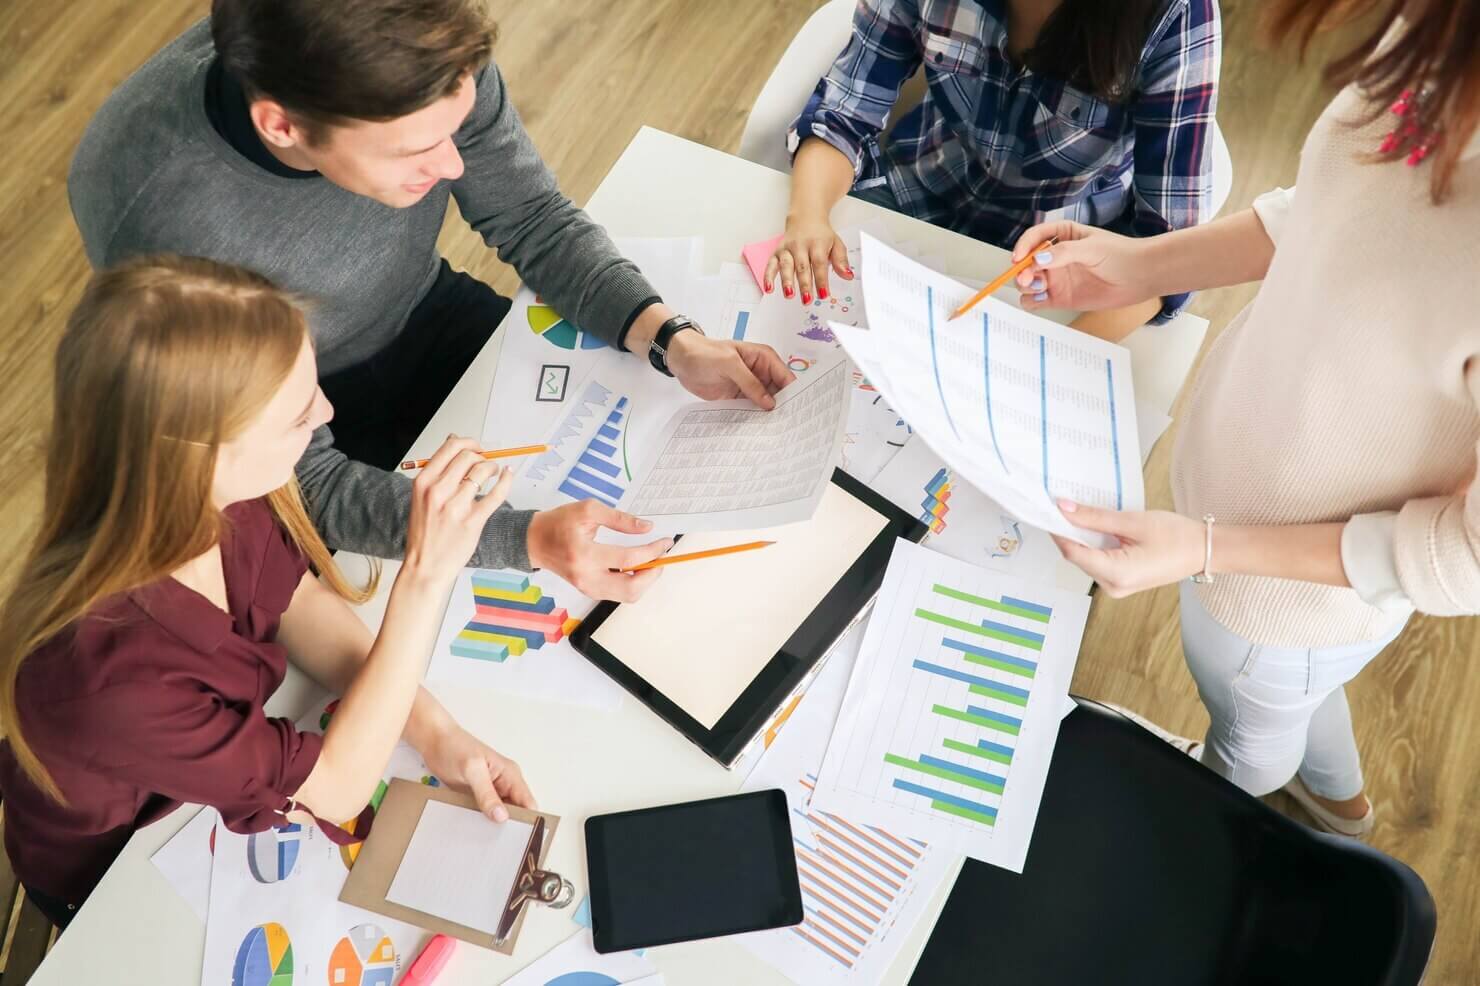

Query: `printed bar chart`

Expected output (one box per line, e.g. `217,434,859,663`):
812,539,1090,869
452,570,572,663
558,396,631,508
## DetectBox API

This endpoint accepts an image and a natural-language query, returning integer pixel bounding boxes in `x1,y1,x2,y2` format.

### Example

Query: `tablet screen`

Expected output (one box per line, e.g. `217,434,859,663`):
585,790,802,952
589,481,889,729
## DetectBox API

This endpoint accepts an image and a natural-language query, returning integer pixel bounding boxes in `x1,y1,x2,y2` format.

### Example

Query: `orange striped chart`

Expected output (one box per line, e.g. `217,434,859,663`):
788,772,929,971
450,570,578,663
327,924,397,986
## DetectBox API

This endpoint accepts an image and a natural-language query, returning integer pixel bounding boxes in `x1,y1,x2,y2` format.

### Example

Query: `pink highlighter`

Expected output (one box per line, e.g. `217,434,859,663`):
402,934,456,986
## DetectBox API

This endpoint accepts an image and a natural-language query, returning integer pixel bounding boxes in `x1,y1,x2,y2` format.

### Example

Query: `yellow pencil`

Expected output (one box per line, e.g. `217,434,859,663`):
398,444,549,472
947,235,1060,322
621,540,775,573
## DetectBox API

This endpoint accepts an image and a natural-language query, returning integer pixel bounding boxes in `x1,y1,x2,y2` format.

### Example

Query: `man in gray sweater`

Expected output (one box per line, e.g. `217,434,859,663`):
68,0,791,601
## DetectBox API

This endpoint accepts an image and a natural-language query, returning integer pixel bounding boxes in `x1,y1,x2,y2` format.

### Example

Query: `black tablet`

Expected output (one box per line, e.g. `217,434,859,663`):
570,469,926,767
585,789,803,953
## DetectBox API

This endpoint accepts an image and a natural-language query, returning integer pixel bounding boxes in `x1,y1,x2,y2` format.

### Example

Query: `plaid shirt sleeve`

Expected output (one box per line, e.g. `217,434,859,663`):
1115,0,1221,322
788,0,925,177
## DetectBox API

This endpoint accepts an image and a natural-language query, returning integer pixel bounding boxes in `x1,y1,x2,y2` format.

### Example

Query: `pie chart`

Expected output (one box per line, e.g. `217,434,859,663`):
339,780,389,869
529,302,604,351
545,975,622,986
247,824,302,883
327,923,396,986
232,922,293,986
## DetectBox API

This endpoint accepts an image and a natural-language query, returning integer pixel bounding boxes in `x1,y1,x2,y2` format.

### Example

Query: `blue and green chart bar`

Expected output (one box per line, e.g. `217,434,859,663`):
885,583,1054,828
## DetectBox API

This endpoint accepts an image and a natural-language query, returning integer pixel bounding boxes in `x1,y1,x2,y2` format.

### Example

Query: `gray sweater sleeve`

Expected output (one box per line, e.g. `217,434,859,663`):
296,425,537,570
450,62,657,348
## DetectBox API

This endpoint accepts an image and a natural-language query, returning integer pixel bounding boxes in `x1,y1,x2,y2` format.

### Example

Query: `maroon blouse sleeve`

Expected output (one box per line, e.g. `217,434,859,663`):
71,680,322,831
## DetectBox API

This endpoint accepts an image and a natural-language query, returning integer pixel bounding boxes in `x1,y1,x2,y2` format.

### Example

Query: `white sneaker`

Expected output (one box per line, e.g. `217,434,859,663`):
1102,702,1204,760
1281,773,1375,839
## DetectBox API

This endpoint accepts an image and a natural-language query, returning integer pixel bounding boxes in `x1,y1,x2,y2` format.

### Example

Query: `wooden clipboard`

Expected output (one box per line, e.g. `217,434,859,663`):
338,779,570,954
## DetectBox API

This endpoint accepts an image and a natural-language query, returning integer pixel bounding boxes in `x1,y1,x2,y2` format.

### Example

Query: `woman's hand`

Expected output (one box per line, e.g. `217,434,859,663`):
419,724,536,822
764,214,854,304
402,436,514,581
1011,221,1160,315
1050,499,1206,598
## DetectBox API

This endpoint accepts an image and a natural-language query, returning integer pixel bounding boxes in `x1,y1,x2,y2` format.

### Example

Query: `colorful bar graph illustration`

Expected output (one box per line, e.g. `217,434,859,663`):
450,570,578,663
558,396,630,508
732,310,750,341
791,773,926,969
885,581,1056,830
919,467,952,533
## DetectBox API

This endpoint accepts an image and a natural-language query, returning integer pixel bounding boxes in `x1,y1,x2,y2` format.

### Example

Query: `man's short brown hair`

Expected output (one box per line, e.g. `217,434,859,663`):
211,0,496,136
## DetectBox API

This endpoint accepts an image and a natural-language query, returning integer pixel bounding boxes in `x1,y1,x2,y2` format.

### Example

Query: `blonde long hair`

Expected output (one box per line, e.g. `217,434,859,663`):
0,255,373,801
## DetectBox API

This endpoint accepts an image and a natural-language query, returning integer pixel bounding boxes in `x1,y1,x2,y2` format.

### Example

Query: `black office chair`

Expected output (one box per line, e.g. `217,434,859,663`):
909,699,1436,986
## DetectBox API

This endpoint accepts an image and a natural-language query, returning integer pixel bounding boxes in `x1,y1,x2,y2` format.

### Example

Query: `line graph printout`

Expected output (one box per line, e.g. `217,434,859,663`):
812,539,1090,871
831,234,1142,548
616,349,851,536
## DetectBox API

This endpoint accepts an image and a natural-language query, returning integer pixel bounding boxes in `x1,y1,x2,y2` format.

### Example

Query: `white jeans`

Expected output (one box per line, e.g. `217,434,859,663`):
1179,582,1407,799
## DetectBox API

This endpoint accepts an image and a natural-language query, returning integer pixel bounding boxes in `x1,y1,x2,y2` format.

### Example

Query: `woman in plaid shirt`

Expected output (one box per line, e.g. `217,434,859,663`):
765,0,1221,341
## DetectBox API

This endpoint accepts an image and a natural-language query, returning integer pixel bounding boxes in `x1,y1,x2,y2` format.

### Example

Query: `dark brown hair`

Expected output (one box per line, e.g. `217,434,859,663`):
1264,0,1480,202
211,0,497,138
1022,0,1174,104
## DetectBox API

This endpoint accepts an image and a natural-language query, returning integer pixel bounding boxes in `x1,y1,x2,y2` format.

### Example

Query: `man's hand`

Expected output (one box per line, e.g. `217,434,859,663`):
418,723,535,822
624,302,794,409
527,500,673,602
666,331,795,409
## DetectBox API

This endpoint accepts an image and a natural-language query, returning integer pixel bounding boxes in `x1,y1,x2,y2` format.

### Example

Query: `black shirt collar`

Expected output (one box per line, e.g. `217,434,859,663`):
203,58,319,180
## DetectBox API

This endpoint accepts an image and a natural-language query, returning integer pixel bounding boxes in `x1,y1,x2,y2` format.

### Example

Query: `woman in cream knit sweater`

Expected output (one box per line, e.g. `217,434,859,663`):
1011,0,1479,837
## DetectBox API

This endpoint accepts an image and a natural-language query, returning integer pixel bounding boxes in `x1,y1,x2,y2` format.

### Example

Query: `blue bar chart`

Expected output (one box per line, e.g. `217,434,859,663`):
557,396,630,507
812,539,1090,869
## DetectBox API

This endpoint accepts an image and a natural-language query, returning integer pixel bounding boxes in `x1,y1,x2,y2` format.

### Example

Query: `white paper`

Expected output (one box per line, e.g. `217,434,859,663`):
501,928,657,986
150,806,219,923
423,565,625,711
196,698,446,984
201,821,429,986
1136,400,1174,464
737,625,955,985
832,234,1143,548
614,350,850,536
812,539,1090,872
385,801,533,935
481,237,703,455
872,437,1091,594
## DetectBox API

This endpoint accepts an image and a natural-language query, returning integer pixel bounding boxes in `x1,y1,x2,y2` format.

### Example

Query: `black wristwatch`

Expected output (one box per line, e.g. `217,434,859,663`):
648,314,703,377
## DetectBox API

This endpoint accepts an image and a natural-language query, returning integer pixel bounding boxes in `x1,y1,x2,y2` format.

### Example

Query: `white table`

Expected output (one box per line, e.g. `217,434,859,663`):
31,127,1207,986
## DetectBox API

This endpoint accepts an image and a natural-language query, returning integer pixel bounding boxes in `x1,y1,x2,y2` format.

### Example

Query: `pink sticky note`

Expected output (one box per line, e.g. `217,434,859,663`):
741,234,784,292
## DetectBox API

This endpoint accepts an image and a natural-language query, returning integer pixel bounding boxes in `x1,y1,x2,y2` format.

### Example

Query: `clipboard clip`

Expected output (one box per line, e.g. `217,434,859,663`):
495,815,574,945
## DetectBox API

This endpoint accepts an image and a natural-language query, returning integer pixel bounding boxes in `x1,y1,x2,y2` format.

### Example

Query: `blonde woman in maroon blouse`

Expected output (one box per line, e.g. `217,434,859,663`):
0,256,671,927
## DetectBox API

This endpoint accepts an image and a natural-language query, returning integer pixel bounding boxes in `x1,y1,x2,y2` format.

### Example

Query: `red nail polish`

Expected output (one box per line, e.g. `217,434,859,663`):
784,286,793,298
844,268,855,278
802,293,812,304
764,282,773,293
818,286,828,300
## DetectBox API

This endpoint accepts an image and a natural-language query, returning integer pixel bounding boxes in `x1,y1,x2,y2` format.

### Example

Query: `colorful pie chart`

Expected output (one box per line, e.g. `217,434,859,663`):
529,303,604,351
327,923,396,986
233,922,294,986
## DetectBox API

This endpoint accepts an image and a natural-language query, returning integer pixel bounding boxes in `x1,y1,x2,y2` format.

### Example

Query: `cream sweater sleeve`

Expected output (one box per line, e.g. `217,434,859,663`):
1392,363,1480,615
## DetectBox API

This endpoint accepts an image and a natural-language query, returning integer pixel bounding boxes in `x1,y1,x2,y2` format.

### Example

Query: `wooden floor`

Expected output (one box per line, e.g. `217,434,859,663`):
2,0,1475,978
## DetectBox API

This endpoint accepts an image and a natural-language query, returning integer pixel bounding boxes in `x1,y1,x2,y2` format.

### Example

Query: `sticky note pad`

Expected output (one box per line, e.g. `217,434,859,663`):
740,234,784,291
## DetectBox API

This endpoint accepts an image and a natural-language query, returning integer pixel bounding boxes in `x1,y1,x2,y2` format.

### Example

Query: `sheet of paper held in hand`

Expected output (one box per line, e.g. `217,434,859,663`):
610,348,852,537
830,234,1143,548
